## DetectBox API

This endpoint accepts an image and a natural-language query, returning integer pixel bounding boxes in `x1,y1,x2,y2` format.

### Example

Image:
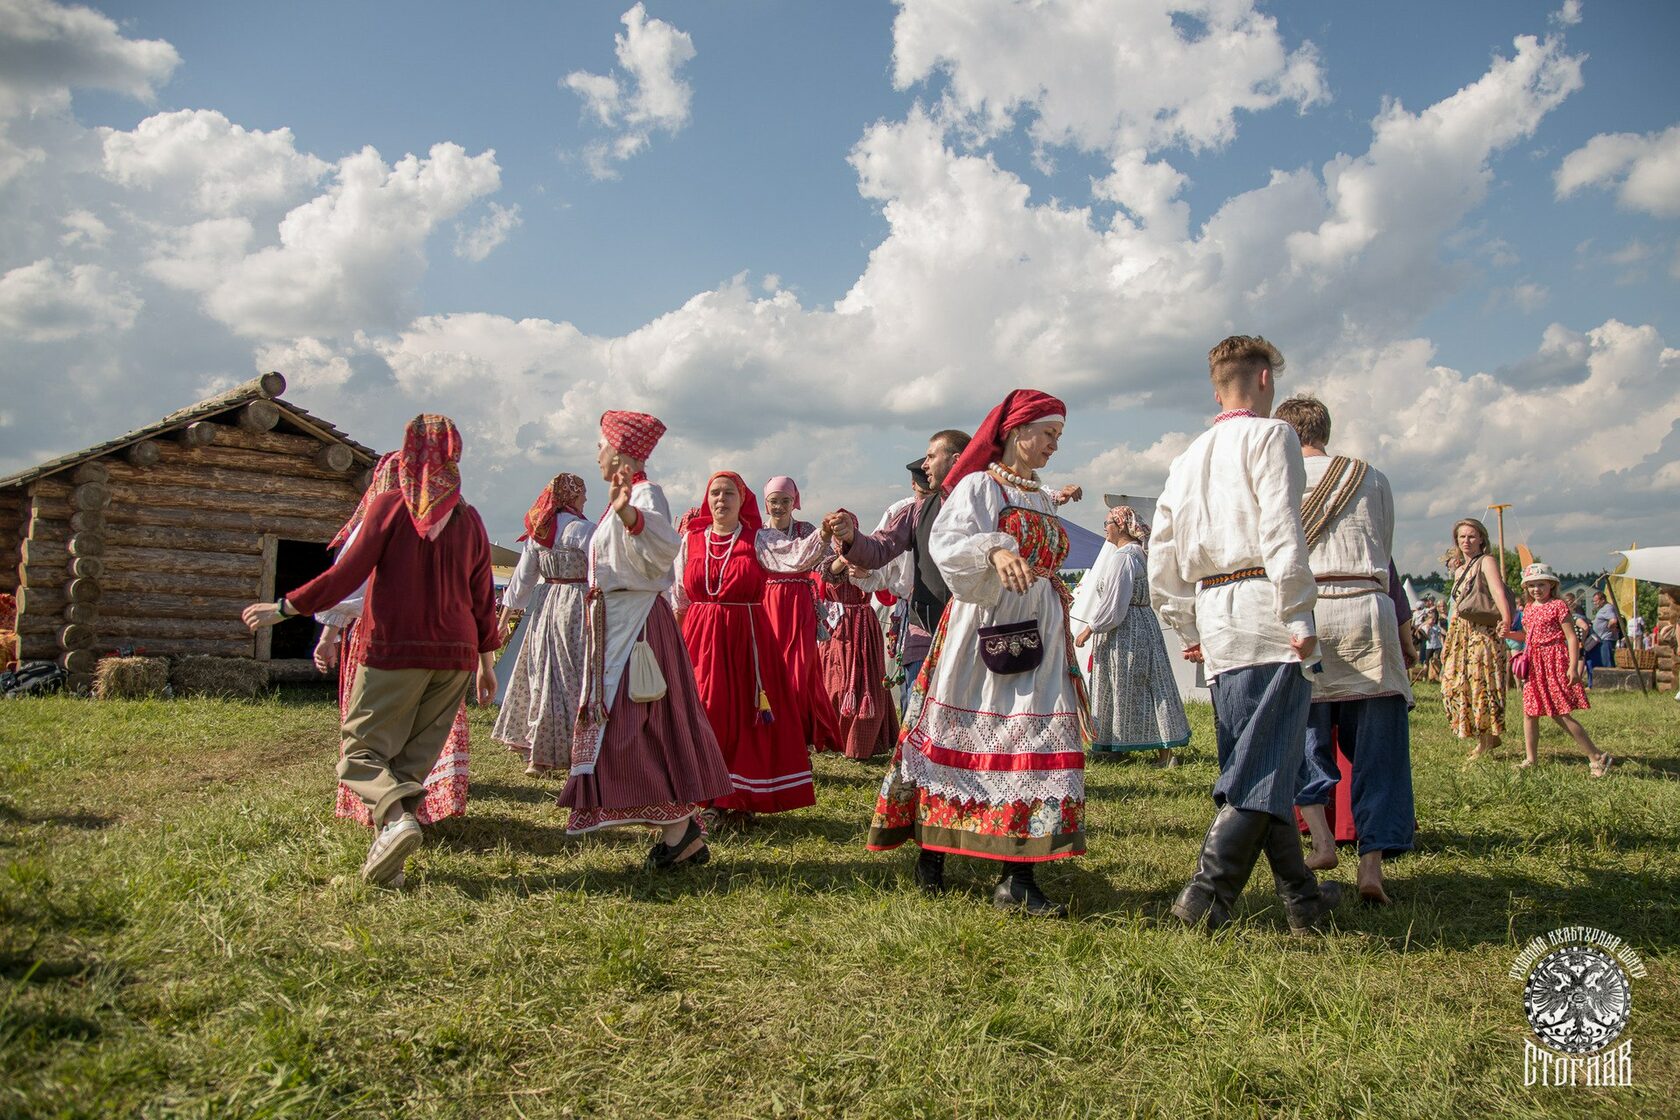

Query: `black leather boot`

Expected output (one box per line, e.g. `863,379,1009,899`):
914,848,946,895
992,862,1068,918
1170,805,1271,931
1263,818,1343,934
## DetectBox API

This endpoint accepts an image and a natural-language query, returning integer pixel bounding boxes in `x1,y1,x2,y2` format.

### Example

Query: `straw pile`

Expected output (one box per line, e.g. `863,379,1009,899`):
169,655,270,699
93,656,170,700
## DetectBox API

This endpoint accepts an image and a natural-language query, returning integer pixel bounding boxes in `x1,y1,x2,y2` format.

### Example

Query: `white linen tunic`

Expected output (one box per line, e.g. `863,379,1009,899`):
588,481,681,715
1148,416,1318,680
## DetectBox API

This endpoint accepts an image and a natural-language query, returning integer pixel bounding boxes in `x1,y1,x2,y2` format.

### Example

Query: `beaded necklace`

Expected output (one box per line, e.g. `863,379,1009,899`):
703,524,742,598
987,460,1041,490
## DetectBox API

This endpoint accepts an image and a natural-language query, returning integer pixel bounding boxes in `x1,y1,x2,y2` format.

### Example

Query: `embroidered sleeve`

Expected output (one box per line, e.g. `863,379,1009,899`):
929,473,1014,608
756,525,831,572
623,482,679,578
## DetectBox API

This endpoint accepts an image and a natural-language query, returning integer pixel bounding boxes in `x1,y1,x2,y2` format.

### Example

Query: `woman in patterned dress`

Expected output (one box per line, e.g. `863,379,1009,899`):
314,452,470,833
491,473,592,775
1440,518,1514,759
1075,504,1189,767
759,476,843,753
814,553,899,760
842,389,1087,917
1512,563,1613,775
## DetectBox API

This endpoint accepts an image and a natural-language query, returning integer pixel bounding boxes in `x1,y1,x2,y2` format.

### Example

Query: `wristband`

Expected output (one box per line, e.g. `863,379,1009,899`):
276,597,293,618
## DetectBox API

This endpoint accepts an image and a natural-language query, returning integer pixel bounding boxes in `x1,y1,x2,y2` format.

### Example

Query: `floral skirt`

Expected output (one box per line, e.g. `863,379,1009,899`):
1441,616,1505,739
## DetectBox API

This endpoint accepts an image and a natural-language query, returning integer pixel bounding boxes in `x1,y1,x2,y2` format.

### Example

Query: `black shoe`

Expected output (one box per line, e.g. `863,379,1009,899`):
913,848,946,895
645,817,705,871
992,865,1068,918
1262,818,1342,933
1170,805,1270,931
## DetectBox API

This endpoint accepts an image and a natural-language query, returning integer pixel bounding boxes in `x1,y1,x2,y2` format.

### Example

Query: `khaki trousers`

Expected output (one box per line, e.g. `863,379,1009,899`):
338,665,471,825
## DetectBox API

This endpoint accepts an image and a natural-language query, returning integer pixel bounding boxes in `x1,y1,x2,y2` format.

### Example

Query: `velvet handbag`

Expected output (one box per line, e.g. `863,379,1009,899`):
977,619,1045,675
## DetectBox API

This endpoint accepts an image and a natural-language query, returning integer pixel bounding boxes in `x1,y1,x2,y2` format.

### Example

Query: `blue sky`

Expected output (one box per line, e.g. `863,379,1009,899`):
3,0,1677,570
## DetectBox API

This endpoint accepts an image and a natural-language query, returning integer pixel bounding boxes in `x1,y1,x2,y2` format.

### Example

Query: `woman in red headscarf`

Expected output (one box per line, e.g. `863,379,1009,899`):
850,389,1087,916
245,415,500,886
759,476,844,754
557,412,735,871
492,472,592,775
674,471,837,821
309,451,472,833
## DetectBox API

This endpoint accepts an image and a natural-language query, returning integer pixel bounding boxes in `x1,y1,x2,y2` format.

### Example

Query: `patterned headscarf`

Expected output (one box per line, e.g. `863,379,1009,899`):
398,414,463,539
682,470,762,534
941,388,1067,496
519,472,588,549
600,410,667,461
1105,504,1150,550
329,451,400,550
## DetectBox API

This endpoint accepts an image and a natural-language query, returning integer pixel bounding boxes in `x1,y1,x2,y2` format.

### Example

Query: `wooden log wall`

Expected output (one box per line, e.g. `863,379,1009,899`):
1658,587,1678,691
12,410,367,679
0,487,26,595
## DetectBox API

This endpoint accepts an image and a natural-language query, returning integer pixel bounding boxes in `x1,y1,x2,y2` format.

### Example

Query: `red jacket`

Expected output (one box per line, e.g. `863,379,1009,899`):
287,491,499,672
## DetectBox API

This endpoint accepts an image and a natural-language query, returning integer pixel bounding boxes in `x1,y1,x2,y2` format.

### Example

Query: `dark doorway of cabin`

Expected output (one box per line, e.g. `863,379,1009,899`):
271,539,334,659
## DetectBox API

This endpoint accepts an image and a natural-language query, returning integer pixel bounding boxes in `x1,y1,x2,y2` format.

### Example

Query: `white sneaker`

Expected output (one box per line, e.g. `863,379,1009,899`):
362,817,422,885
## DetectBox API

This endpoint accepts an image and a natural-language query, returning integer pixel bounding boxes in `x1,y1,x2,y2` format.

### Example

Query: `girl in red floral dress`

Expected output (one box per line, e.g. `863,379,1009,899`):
1513,563,1613,776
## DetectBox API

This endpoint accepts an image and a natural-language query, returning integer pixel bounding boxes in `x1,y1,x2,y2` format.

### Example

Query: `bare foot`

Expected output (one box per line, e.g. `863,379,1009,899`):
1306,847,1339,872
1467,745,1490,761
1357,854,1392,905
1515,759,1535,771
1590,754,1614,778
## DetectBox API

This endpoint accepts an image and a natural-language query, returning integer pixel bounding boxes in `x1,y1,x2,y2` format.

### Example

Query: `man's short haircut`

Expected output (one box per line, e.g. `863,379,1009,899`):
1274,395,1331,448
931,428,971,455
1209,335,1285,390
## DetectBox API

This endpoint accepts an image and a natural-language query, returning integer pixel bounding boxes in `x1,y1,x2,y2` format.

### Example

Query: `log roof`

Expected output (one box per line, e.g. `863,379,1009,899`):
0,372,378,491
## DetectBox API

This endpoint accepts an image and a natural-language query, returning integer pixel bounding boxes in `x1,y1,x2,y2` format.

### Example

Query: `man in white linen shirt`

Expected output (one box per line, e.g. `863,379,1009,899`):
1276,396,1416,908
1149,335,1342,934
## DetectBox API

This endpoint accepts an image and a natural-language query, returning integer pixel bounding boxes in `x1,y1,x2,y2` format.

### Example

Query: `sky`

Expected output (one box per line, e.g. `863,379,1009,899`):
1,0,1676,574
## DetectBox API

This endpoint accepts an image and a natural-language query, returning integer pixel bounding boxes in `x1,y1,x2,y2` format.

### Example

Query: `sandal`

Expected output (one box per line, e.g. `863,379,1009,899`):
1590,755,1614,778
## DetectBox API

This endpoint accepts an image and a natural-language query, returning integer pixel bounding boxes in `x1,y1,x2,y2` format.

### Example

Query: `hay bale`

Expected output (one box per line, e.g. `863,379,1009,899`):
169,655,270,699
94,656,170,700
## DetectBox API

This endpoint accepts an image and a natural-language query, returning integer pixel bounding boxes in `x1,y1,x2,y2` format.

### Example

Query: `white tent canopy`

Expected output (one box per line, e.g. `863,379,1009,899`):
1614,547,1680,586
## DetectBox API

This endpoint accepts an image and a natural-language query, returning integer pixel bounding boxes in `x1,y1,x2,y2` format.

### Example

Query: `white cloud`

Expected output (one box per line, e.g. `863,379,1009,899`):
146,142,501,338
101,109,328,216
0,0,179,115
562,3,695,178
1551,1,1583,28
253,336,354,391
59,208,108,248
1511,282,1549,312
0,257,139,341
1555,124,1680,218
891,0,1326,155
454,201,521,261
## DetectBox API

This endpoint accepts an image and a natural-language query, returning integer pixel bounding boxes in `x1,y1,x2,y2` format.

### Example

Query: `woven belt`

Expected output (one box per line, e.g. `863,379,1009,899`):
543,577,585,584
1198,567,1266,591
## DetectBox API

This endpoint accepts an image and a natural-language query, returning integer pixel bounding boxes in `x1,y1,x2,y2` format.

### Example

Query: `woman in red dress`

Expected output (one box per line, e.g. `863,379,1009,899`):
675,472,835,821
760,476,843,753
1513,563,1613,776
815,553,899,760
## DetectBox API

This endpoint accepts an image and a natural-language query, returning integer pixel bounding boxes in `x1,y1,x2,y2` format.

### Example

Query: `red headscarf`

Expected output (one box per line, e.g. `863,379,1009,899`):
519,472,587,549
398,414,463,538
600,410,667,461
682,470,762,534
941,389,1067,496
330,451,401,550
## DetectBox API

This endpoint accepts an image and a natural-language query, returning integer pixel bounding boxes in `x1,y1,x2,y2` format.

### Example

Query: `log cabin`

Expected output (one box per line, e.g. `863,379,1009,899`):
0,372,378,692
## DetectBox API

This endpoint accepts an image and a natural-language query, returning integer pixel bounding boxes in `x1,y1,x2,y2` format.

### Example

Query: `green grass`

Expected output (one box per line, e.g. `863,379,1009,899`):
1,684,1675,1118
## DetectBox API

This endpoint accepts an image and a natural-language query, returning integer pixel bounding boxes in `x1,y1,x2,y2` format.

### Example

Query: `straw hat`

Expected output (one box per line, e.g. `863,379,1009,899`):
1521,562,1560,587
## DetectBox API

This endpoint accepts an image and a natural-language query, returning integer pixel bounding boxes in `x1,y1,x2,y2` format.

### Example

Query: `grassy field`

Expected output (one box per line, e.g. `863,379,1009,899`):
1,682,1675,1118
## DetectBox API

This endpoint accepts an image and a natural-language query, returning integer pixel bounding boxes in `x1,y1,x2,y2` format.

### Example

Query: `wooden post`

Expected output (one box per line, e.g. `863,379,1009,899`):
256,534,277,662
